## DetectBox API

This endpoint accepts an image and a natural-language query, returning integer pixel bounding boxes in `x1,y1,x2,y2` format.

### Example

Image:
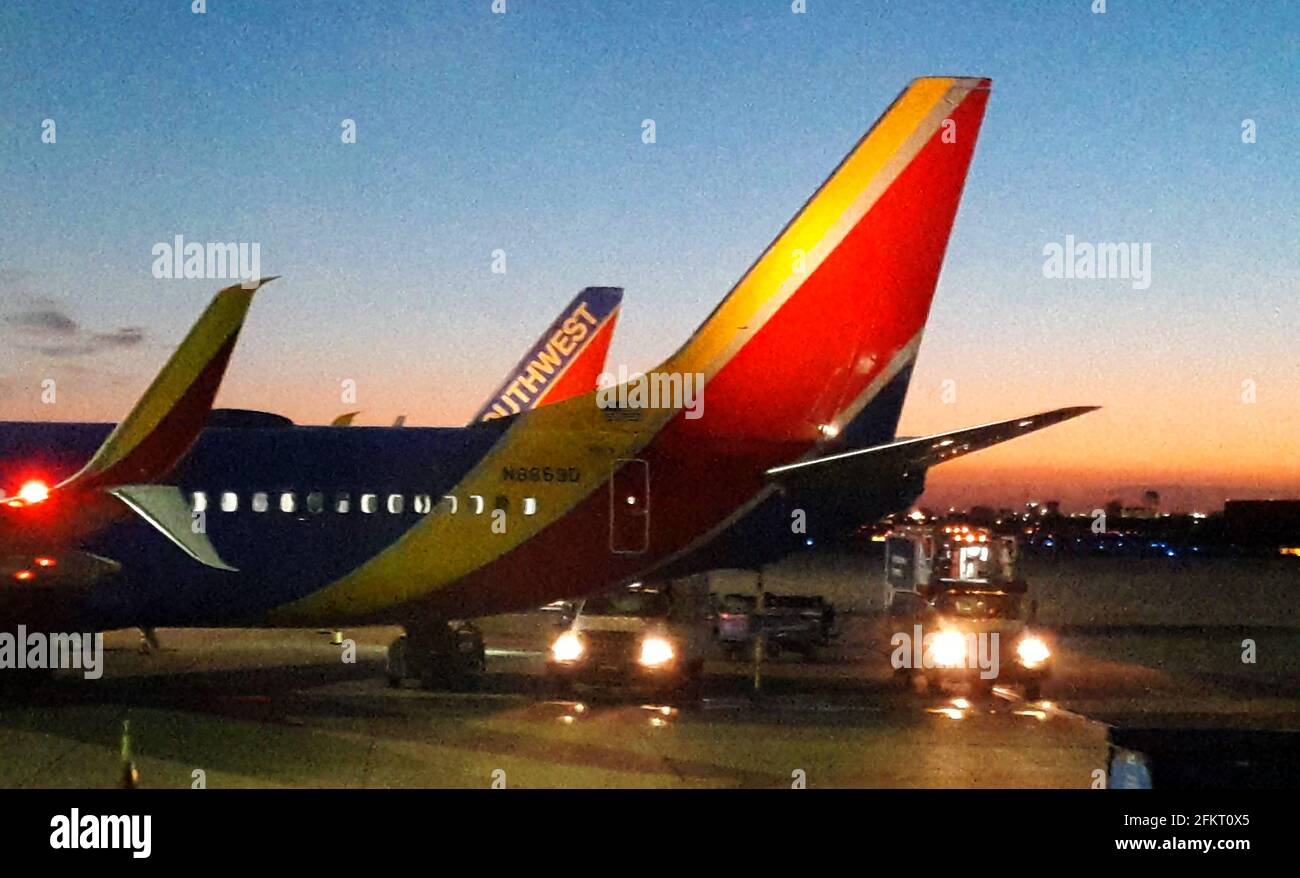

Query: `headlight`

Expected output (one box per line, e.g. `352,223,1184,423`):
1017,635,1050,669
639,636,675,667
929,630,967,668
551,631,584,663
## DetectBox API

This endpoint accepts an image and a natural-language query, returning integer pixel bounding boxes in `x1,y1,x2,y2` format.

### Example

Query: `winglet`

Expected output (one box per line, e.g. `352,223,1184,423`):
60,278,275,492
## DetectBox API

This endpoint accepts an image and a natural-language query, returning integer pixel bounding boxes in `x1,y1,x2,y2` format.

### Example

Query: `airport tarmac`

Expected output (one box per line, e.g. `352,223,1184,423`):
2,612,1295,789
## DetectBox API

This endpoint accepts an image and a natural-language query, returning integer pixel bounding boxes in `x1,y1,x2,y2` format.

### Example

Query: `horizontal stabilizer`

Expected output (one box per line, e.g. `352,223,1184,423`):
766,406,1099,491
110,484,238,571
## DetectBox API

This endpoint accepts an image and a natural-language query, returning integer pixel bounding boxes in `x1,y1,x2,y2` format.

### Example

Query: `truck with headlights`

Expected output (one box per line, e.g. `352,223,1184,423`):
885,523,1052,699
546,582,710,698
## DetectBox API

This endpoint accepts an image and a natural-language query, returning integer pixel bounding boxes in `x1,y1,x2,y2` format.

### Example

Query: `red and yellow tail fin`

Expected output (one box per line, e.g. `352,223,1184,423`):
61,278,275,492
471,286,622,422
661,77,990,442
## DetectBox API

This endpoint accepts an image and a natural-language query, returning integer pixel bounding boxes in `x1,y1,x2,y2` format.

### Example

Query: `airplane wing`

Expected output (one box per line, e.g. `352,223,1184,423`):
469,287,622,422
765,406,1099,492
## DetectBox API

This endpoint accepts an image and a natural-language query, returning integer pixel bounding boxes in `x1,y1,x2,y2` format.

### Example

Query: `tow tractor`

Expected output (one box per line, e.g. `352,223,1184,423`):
884,524,1052,699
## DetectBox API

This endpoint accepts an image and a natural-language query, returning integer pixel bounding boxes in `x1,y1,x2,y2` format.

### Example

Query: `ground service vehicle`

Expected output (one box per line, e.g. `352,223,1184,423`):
714,592,835,659
546,582,711,697
884,524,1052,698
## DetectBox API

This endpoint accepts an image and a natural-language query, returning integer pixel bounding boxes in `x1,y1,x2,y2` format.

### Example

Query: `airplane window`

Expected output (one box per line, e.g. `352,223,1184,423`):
523,497,538,516
334,492,351,514
494,496,509,512
280,492,297,514
221,492,238,513
252,492,269,513
192,491,208,513
413,494,432,514
307,492,325,514
361,494,378,514
387,494,404,514
470,494,485,515
440,495,458,514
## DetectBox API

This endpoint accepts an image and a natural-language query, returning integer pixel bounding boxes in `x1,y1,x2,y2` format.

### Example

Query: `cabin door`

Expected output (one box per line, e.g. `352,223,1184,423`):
609,459,650,554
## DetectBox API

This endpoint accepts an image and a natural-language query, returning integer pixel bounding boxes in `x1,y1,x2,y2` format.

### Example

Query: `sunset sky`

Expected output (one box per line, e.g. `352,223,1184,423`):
2,1,1297,512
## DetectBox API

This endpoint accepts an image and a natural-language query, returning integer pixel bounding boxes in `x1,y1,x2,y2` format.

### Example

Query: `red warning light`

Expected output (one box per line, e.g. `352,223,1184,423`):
13,570,35,582
17,480,50,505
35,557,56,568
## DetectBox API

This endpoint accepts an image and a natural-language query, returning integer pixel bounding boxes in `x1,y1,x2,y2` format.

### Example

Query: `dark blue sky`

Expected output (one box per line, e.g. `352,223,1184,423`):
2,1,1297,506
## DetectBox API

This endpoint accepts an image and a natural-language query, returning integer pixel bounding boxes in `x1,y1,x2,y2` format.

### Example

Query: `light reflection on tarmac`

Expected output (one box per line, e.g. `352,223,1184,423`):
0,616,1294,788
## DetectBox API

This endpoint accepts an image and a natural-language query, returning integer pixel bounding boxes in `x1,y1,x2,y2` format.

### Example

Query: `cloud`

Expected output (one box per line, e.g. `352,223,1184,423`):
7,309,79,334
4,305,147,358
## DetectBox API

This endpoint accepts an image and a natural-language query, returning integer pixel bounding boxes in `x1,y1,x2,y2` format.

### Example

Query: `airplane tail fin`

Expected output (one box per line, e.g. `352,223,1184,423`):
61,278,275,492
656,77,990,444
470,286,622,423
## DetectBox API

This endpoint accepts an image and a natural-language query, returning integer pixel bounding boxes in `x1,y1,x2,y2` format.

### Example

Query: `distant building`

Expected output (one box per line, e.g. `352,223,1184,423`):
1224,500,1300,548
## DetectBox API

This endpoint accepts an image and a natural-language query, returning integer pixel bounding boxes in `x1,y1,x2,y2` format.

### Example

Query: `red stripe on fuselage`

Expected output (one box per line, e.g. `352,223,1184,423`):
413,89,989,618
